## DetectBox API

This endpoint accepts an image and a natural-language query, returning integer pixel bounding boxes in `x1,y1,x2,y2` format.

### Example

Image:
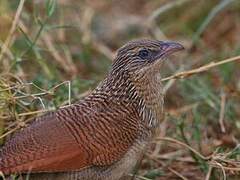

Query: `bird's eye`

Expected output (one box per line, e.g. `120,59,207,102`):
138,49,149,59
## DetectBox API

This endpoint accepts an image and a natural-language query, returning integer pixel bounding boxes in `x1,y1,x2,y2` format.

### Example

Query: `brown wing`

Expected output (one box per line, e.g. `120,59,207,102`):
0,99,140,175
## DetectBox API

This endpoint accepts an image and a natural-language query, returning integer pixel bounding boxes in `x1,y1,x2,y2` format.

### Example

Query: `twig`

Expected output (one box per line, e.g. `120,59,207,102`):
205,166,213,180
219,90,226,133
18,109,53,117
163,65,185,93
155,137,209,160
1,80,71,106
222,144,240,159
168,103,199,116
0,127,19,140
0,109,55,139
42,34,77,75
208,165,240,171
156,137,240,174
212,161,226,180
156,155,194,163
0,40,14,60
161,55,240,82
0,0,25,61
147,153,197,179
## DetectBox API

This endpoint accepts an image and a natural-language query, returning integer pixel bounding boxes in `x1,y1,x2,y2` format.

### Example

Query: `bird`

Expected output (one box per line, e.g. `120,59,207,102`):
0,39,184,180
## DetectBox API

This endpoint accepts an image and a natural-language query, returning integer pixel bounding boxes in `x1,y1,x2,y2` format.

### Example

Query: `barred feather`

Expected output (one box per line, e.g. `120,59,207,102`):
0,39,183,180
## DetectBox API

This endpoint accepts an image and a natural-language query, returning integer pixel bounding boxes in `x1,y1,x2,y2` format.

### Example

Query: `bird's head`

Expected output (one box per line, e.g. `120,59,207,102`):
111,39,184,77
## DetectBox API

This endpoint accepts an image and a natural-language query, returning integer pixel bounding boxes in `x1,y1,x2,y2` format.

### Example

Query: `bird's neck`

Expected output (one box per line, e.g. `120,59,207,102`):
129,70,164,128
95,70,164,129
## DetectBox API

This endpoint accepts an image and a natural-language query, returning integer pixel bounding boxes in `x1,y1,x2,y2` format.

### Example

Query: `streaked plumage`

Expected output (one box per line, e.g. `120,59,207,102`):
0,39,183,180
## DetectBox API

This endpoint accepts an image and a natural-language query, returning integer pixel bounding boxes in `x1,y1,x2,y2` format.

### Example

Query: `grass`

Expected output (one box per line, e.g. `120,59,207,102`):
0,0,240,179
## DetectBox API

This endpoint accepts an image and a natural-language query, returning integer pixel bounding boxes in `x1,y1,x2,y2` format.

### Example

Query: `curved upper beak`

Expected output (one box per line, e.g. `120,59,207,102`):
157,41,184,59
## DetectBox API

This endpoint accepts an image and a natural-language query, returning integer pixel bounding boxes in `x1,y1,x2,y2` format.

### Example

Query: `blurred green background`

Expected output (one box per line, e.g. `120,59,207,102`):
0,0,240,179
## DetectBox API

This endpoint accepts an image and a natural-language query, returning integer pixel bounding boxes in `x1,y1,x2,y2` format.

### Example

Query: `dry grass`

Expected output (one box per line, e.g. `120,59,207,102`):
162,55,240,82
0,0,240,179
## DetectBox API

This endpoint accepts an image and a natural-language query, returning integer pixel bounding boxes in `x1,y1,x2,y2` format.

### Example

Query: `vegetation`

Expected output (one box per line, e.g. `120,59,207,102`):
0,0,240,179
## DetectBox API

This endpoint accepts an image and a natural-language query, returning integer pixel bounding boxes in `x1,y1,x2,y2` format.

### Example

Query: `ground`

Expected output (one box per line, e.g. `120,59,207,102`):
0,0,240,179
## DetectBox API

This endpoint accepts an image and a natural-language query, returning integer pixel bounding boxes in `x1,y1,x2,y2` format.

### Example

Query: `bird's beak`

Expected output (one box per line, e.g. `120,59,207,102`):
156,41,184,59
